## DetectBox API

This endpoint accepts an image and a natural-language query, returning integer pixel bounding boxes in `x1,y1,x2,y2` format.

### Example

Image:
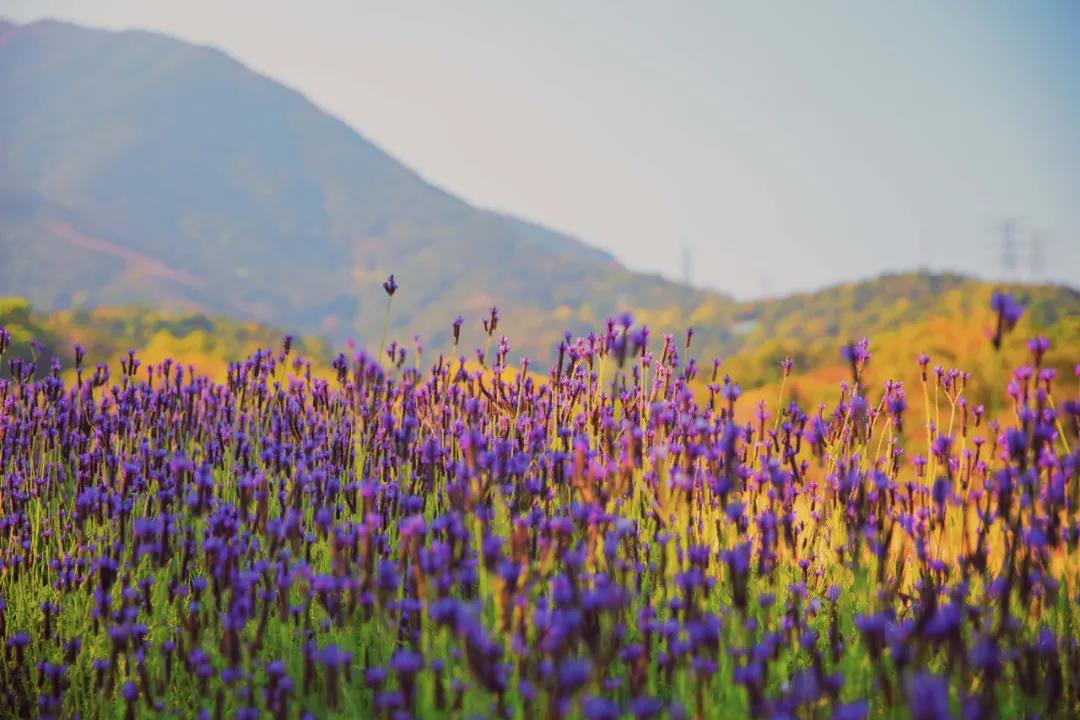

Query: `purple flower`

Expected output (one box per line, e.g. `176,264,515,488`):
905,672,950,720
991,290,1023,324
990,290,1024,349
390,649,423,677
364,667,387,688
582,696,619,720
968,634,998,672
317,645,351,669
7,631,30,648
833,701,868,720
483,306,500,336
1027,336,1050,364
452,316,464,345
842,338,871,367
382,274,398,297
557,658,592,696
722,382,743,402
629,696,664,719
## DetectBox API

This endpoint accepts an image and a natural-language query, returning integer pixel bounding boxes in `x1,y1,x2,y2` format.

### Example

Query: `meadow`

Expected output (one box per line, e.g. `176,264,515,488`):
0,282,1077,719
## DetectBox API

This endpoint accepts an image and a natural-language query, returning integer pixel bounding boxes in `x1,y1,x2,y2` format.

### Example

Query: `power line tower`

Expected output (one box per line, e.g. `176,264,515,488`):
993,219,1052,283
682,244,692,286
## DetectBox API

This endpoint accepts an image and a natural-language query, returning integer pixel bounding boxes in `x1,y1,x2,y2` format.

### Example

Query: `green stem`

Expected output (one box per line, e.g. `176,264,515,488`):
378,298,393,366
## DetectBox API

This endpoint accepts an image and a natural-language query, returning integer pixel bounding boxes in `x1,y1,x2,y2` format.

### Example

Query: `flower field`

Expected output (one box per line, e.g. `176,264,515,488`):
1,288,1078,719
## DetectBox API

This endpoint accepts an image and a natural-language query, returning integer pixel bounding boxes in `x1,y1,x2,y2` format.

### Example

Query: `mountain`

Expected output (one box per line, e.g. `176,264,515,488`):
1,19,1077,371
0,18,703,360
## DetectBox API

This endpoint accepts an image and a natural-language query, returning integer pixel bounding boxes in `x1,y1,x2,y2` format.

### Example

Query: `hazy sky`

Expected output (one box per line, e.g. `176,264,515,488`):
3,1,1078,297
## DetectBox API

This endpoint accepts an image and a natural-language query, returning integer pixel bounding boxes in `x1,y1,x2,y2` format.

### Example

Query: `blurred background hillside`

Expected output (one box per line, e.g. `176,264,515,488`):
0,11,1077,406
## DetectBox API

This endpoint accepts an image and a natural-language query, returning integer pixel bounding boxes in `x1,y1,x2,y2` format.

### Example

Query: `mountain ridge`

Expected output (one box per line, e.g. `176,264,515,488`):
1,19,1076,368
0,17,642,357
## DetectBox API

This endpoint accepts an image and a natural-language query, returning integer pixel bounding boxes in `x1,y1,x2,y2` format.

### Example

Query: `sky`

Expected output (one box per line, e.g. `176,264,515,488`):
2,1,1078,297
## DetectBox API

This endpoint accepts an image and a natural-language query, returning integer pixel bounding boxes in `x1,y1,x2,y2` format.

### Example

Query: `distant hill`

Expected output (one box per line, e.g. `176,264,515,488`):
0,296,329,382
2,273,1076,390
724,278,1079,391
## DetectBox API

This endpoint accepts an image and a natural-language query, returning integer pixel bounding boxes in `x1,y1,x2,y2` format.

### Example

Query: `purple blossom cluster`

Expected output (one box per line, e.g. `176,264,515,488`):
0,289,1078,718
